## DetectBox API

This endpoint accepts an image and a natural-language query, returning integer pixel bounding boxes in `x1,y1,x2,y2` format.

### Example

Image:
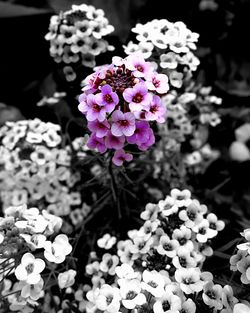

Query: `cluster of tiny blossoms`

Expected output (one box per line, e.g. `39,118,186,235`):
124,19,200,89
78,53,169,166
0,119,87,225
78,189,235,313
0,204,73,312
149,85,221,184
230,228,250,285
45,4,114,81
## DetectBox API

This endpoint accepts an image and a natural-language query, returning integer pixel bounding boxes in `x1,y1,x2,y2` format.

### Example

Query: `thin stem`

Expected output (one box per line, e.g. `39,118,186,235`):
109,157,122,221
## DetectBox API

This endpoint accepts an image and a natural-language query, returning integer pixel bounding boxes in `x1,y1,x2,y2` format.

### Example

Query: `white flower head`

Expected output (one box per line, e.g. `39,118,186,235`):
15,253,45,285
58,269,77,289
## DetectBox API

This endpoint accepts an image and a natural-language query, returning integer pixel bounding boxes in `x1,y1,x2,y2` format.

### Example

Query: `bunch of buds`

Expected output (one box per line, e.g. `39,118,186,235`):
124,19,200,89
45,4,114,82
78,53,169,166
0,119,87,226
0,204,74,313
76,189,240,313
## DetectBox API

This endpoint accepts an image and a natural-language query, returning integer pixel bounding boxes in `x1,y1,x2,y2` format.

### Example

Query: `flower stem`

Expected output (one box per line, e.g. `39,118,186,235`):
109,157,122,221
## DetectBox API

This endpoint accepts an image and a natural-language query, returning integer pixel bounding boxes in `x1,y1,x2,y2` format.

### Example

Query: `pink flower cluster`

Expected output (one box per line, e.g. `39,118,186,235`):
78,53,169,166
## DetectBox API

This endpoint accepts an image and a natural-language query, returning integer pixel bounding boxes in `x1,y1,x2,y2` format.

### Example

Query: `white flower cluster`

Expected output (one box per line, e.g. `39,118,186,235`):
230,229,250,284
150,85,221,182
124,19,200,89
45,4,114,81
0,119,87,225
78,189,236,313
0,204,73,312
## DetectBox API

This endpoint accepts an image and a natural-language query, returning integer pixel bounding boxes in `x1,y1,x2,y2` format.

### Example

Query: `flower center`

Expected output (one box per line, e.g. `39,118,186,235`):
106,295,113,305
126,291,137,300
179,237,187,245
119,120,129,127
179,257,187,267
163,243,172,251
153,78,160,88
93,104,101,112
162,300,170,311
26,263,34,274
107,259,113,268
148,280,158,288
199,227,206,235
183,277,193,284
187,211,196,221
150,105,158,114
135,65,144,72
104,94,113,103
206,290,217,300
132,93,143,103
209,223,217,230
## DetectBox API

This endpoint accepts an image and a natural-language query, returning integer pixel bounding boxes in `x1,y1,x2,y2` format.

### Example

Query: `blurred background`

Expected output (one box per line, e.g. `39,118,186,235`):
1,0,250,118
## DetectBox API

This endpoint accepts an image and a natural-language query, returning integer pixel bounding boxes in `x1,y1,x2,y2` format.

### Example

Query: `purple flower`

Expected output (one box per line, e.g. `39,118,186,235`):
145,95,167,123
82,66,111,93
105,131,125,150
85,94,107,122
87,134,107,154
112,149,133,166
123,83,152,112
145,72,169,94
126,54,153,78
95,84,119,111
138,128,155,151
88,120,110,138
127,121,151,145
111,110,136,137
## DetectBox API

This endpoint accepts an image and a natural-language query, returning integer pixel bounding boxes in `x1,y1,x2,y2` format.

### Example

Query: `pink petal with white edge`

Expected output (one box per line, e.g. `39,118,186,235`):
111,123,123,137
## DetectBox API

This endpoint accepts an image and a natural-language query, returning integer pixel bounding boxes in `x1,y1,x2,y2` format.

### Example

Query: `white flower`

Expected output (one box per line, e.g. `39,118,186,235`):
20,234,46,250
202,281,223,310
157,235,179,258
141,270,165,297
172,226,194,251
173,247,197,269
130,236,154,254
153,292,182,313
20,278,44,300
140,203,159,221
158,196,179,216
116,264,139,282
160,52,178,69
207,213,225,237
222,285,238,311
99,253,119,275
15,253,45,284
193,219,215,243
44,234,72,264
95,284,121,313
175,267,203,294
120,279,146,310
58,269,76,289
179,201,203,228
97,233,117,250
170,189,192,207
